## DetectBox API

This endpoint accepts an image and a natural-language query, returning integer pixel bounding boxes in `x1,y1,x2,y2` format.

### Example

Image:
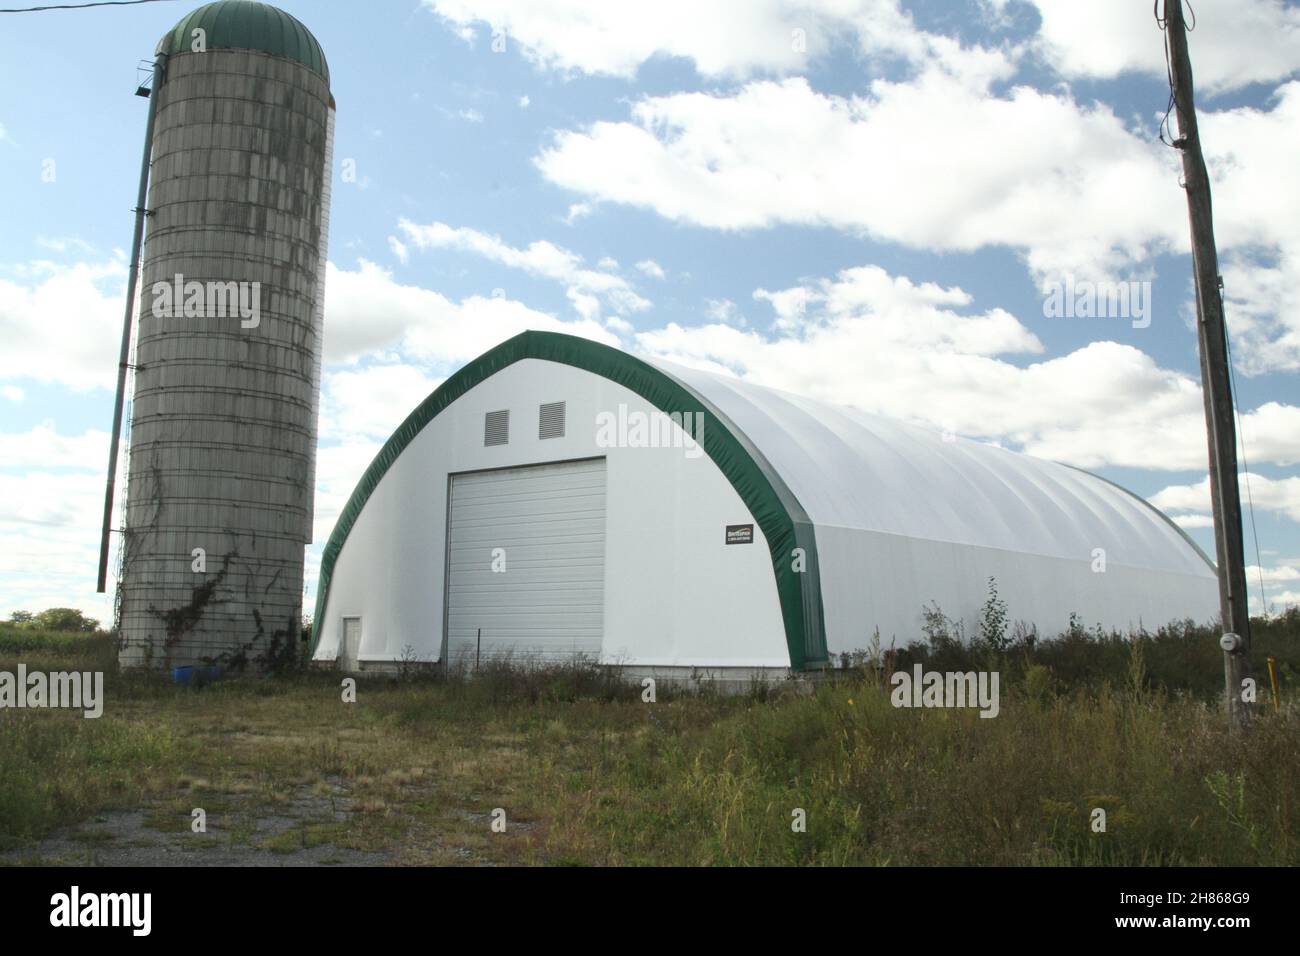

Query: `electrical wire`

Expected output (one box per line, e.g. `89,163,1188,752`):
0,0,176,13
1155,1,1197,148
1158,1,1264,617
1219,282,1270,619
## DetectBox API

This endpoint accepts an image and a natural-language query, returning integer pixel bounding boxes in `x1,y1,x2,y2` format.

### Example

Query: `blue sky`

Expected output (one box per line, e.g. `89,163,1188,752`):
1,0,1298,625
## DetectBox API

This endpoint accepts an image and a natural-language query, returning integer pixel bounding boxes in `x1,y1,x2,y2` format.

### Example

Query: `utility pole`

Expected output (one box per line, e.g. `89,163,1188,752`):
1162,0,1253,727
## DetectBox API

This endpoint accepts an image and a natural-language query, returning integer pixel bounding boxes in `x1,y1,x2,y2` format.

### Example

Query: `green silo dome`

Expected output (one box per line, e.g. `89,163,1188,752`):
156,0,329,84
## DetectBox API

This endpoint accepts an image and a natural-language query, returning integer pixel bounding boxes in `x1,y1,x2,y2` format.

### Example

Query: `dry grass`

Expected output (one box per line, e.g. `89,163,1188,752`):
1,622,1297,865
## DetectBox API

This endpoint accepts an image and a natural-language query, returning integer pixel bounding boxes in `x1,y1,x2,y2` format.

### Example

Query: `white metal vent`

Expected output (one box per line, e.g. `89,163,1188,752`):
484,409,509,446
539,401,566,439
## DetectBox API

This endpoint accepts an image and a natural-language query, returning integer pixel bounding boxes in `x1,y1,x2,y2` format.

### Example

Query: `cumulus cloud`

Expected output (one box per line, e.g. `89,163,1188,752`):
1151,473,1300,524
634,263,1300,473
321,364,446,443
0,424,106,470
1197,83,1300,372
0,468,112,620
535,74,1184,283
323,258,620,364
387,236,410,265
1018,0,1300,94
425,0,1017,82
1244,559,1300,613
310,440,384,548
0,422,119,620
394,219,651,321
534,67,1300,371
0,259,126,390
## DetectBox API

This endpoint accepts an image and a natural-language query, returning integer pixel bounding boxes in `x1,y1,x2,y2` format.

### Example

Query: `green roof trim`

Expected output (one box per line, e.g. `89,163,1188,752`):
156,1,330,85
310,331,828,670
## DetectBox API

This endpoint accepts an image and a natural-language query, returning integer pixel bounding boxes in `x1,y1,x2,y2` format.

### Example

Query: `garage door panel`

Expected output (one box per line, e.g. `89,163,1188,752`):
446,458,606,665
448,545,605,565
449,522,605,546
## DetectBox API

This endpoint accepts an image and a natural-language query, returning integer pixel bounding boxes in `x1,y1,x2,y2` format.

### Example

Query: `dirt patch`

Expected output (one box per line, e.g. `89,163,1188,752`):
1,785,390,867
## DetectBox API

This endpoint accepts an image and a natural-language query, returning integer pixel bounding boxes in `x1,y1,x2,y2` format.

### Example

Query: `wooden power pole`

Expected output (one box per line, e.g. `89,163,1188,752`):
1163,0,1253,727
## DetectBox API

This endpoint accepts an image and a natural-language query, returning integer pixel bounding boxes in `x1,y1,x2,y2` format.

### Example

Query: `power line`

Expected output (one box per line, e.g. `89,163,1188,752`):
0,0,176,13
1219,283,1270,619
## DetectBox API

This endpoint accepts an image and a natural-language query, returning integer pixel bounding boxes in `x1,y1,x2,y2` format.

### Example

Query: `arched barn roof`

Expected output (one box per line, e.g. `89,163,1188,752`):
650,358,1214,576
311,330,1214,667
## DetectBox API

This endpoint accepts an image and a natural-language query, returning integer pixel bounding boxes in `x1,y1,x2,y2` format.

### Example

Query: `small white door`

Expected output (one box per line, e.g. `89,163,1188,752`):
446,458,607,666
340,616,361,670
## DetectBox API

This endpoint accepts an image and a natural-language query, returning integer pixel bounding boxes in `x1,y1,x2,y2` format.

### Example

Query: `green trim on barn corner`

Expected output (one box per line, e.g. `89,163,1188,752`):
310,330,828,670
156,1,330,85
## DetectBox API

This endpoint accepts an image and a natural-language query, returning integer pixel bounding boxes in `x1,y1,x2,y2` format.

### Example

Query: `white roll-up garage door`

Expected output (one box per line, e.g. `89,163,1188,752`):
445,457,607,666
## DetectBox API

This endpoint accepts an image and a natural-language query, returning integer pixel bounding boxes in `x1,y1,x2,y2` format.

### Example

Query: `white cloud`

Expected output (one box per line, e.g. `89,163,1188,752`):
322,364,445,443
756,265,1043,354
0,424,106,470
323,259,620,365
0,425,114,619
1245,560,1300,613
1197,83,1300,372
1249,563,1300,585
536,74,1185,283
1171,513,1215,530
388,236,410,265
535,67,1300,370
1019,0,1300,94
395,219,651,321
0,471,101,528
519,95,531,108
0,259,126,390
0,527,112,623
310,440,384,551
1239,403,1300,467
35,236,95,255
426,0,1018,83
635,259,666,280
1,385,22,402
1150,473,1300,524
562,202,593,225
704,298,746,327
633,262,1300,473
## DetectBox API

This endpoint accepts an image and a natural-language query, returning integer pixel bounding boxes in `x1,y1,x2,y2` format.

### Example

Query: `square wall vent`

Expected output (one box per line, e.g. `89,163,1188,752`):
539,401,566,439
484,409,509,446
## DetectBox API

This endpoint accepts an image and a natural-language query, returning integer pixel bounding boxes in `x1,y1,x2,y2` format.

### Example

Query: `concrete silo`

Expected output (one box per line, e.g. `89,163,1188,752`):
112,1,335,669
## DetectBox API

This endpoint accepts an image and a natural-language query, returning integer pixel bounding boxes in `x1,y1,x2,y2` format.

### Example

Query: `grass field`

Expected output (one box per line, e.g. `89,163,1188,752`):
1,613,1297,866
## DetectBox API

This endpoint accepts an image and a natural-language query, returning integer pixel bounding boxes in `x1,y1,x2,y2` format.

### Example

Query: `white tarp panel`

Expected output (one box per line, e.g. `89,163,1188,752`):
446,458,607,665
313,358,788,670
651,358,1208,572
649,357,1219,649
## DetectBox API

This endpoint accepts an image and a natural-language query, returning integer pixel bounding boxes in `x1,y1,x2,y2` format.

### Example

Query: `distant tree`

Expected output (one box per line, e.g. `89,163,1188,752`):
32,608,100,633
8,610,34,625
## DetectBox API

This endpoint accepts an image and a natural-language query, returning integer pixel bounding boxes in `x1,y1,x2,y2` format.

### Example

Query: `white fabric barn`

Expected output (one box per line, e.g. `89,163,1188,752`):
311,331,1218,675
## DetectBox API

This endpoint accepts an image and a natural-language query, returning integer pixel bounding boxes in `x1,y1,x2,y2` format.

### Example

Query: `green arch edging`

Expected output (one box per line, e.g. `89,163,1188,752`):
310,330,828,670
